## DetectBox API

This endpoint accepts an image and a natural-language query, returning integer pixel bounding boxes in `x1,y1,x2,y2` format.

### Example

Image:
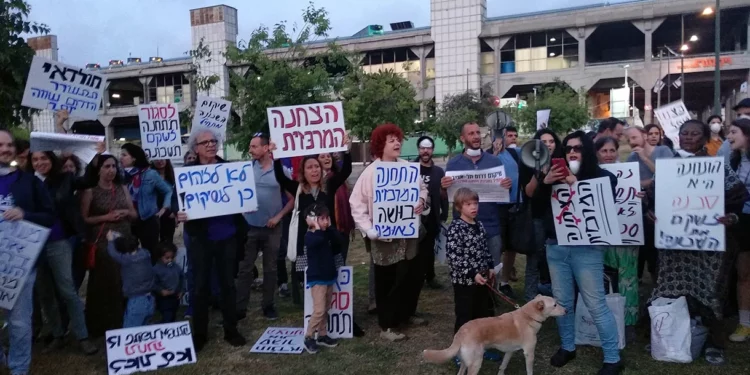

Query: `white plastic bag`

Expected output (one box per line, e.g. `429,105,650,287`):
574,279,626,349
649,296,692,363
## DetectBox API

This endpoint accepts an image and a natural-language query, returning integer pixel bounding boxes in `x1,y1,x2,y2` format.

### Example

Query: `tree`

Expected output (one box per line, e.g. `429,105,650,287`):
342,69,419,143
430,86,496,153
0,0,49,129
180,38,221,132
513,79,590,135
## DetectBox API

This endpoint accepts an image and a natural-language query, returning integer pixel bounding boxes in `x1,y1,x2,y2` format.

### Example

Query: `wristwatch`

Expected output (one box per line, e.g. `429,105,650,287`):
728,213,739,225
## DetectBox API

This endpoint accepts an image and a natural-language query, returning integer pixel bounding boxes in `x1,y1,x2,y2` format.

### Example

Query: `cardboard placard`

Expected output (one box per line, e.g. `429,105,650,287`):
445,166,509,203
105,322,196,375
250,327,305,354
138,103,183,160
303,267,353,339
175,161,258,220
372,162,421,239
193,96,231,142
0,220,50,310
550,177,622,246
267,101,347,158
601,163,645,245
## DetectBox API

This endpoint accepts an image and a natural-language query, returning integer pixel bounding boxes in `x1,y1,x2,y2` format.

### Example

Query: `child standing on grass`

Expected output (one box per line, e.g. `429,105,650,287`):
303,204,343,354
107,231,155,328
153,242,184,323
446,188,496,334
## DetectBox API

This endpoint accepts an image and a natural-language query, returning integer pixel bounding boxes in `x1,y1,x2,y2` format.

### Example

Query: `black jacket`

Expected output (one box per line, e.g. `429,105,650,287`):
8,170,55,228
45,172,85,236
412,158,448,231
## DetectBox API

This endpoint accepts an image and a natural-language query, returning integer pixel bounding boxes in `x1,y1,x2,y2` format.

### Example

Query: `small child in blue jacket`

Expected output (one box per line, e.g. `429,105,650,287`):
106,231,155,328
152,242,184,323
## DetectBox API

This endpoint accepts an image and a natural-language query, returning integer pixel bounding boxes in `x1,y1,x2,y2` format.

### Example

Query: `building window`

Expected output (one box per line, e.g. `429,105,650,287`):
149,73,191,104
500,30,578,73
362,47,422,80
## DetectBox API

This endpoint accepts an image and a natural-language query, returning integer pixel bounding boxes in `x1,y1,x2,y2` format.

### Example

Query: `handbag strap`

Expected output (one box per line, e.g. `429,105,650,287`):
293,184,302,211
92,186,116,244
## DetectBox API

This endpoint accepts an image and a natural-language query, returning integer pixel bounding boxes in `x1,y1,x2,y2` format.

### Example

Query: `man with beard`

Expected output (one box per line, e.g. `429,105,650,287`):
414,136,448,290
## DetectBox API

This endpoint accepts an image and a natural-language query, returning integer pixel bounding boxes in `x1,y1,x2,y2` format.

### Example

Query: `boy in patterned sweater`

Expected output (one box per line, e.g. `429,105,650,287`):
446,188,496,333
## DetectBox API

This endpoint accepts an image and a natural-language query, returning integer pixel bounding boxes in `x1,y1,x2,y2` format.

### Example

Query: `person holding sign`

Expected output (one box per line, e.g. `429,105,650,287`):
646,120,748,366
349,124,429,342
176,130,247,351
0,129,55,375
537,131,623,374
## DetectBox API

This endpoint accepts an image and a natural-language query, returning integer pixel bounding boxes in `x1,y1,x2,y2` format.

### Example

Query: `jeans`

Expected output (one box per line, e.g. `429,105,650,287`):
156,295,180,323
69,235,86,292
236,226,281,311
36,239,89,340
487,234,502,267
524,219,547,301
4,269,35,375
547,244,620,364
123,294,155,328
190,235,238,338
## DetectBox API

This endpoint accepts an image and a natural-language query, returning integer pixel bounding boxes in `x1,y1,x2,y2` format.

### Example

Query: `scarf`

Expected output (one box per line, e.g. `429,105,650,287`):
125,167,147,203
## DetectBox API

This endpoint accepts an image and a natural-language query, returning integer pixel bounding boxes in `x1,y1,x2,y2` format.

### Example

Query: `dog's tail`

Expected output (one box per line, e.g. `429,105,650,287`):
422,339,461,364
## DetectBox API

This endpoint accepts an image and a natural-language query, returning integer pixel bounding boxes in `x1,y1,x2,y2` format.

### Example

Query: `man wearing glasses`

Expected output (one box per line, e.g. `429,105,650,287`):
177,129,247,351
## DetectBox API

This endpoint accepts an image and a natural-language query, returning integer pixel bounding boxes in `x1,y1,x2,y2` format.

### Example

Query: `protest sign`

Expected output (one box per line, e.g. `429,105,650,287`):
372,162,421,239
105,321,196,375
267,101,347,158
537,109,551,130
550,177,621,246
654,100,691,150
193,96,231,142
138,103,183,160
22,56,105,120
250,327,304,354
0,220,50,310
655,157,725,251
304,267,353,339
175,161,257,220
434,223,448,264
601,163,645,245
30,131,104,163
445,166,509,203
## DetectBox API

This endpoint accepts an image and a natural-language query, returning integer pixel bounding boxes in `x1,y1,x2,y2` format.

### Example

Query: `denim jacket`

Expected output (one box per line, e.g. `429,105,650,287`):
134,169,173,221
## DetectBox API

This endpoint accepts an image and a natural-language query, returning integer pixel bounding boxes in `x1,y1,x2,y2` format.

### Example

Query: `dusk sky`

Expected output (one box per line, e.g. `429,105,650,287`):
26,0,631,66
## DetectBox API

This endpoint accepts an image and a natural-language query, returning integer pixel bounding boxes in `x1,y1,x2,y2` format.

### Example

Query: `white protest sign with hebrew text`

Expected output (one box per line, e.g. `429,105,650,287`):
550,177,621,246
372,162,421,239
601,163,645,245
446,166,509,203
138,103,183,160
105,321,196,375
22,56,105,120
193,96,231,142
267,101,347,158
30,132,104,163
250,327,304,354
304,267,353,339
175,161,257,220
537,109,551,130
654,100,691,151
655,157,725,251
0,220,50,310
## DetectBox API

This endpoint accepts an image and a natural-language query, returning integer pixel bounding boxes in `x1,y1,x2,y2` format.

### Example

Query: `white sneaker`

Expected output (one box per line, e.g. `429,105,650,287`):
380,329,406,342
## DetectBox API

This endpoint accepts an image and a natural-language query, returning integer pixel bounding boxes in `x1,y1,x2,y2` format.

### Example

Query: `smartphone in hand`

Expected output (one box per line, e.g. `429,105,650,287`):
551,158,570,178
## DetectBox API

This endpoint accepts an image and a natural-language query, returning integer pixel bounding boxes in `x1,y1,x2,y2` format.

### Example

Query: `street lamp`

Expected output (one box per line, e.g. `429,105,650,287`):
702,3,720,115
702,7,714,16
680,44,689,52
690,35,699,42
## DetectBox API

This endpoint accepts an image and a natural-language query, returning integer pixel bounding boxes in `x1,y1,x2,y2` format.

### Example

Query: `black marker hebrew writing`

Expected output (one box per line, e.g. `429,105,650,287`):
551,178,619,245
372,164,420,239
42,61,102,90
0,221,47,309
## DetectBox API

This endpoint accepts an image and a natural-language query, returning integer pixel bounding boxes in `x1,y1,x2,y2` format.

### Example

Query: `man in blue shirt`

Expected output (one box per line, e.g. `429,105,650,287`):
236,134,294,320
442,122,512,278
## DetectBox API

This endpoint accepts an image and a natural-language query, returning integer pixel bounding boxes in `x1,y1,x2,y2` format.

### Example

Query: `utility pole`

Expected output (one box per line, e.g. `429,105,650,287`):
657,49,662,109
681,14,685,100
667,50,671,103
713,0,721,115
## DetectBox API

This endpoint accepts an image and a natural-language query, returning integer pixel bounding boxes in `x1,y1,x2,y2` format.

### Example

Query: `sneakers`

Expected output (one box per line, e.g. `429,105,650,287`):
263,306,279,320
42,337,65,353
304,337,319,354
279,284,290,298
550,348,576,368
598,361,624,375
380,329,406,342
425,279,443,289
499,284,516,300
729,325,750,342
224,331,247,347
79,339,98,355
317,335,338,348
704,347,725,366
407,316,428,327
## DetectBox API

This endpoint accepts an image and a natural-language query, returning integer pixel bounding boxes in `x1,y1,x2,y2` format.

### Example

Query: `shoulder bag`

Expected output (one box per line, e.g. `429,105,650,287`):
286,185,302,262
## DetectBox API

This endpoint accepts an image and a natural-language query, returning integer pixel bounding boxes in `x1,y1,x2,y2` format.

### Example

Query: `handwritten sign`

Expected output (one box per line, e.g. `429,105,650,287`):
550,177,621,246
105,322,196,375
250,327,304,354
304,267,353,339
0,220,50,310
434,223,448,264
372,162,420,239
30,131,104,163
654,100,691,151
192,96,231,142
138,103,183,160
601,163,644,245
267,101,347,158
655,157,725,251
445,166,509,203
22,56,105,120
175,161,257,220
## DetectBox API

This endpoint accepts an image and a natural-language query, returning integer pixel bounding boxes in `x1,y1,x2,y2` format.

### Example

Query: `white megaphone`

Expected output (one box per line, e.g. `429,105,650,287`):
519,140,550,177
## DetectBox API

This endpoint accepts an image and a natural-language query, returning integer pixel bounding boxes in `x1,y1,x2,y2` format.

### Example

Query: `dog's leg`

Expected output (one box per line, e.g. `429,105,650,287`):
457,364,466,375
522,346,536,375
496,351,513,375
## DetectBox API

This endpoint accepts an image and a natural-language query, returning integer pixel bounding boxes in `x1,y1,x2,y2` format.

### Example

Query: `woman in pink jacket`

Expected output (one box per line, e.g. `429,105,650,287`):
349,123,429,342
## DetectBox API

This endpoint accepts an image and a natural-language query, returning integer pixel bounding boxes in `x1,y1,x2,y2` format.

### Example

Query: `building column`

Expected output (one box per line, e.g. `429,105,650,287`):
410,47,429,119
486,37,509,98
99,115,114,152
566,26,597,70
139,77,152,104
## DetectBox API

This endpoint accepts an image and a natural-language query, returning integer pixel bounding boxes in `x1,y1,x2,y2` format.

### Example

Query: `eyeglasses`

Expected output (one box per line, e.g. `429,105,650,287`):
197,139,218,147
253,132,265,137
564,145,583,154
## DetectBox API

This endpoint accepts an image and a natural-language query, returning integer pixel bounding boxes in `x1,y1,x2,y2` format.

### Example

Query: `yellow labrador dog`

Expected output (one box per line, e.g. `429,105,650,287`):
423,295,566,375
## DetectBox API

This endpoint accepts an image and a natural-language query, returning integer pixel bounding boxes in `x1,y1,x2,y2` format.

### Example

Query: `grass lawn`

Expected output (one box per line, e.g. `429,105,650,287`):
18,235,750,375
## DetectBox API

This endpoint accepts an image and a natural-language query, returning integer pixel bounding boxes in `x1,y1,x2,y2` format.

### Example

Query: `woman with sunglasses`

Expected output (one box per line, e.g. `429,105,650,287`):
539,131,623,375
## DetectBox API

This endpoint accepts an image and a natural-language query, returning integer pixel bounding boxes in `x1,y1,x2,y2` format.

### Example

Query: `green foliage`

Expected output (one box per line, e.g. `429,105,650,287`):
342,69,419,142
430,87,496,153
514,79,590,135
9,126,29,140
186,37,220,95
0,0,49,129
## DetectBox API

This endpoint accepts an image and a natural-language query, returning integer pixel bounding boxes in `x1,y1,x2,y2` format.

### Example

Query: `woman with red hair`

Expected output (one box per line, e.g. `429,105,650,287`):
349,124,429,341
